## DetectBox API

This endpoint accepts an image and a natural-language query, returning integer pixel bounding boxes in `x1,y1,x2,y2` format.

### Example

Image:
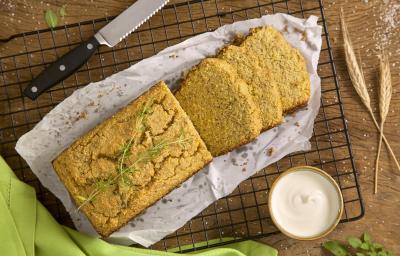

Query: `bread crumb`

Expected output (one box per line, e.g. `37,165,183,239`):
267,147,274,156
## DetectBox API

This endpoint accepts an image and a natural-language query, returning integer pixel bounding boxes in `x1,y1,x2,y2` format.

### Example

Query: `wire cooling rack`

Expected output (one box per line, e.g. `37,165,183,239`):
0,0,364,252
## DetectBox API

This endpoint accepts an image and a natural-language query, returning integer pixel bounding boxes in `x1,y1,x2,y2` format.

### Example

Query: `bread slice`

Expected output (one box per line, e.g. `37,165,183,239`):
53,81,213,237
218,45,283,130
238,26,310,113
175,58,262,156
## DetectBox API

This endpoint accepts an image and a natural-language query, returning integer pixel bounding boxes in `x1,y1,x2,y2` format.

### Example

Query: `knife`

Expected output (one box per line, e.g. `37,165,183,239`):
24,0,169,100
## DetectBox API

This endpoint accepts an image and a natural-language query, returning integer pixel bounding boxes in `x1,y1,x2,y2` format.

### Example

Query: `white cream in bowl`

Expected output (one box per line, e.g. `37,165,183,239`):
269,166,343,240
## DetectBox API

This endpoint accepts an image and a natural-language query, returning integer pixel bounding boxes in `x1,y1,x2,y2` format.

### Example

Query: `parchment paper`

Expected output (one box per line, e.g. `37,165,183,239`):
15,13,322,247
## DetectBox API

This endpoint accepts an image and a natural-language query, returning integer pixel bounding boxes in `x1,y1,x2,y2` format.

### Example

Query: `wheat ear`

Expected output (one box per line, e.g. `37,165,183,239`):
374,51,392,194
340,8,400,180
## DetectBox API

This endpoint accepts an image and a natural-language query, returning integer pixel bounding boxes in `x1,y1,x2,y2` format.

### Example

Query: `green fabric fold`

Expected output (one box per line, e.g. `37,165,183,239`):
0,156,277,256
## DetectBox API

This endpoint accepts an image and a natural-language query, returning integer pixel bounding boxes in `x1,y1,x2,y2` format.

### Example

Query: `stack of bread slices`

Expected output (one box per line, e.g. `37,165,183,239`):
176,26,310,156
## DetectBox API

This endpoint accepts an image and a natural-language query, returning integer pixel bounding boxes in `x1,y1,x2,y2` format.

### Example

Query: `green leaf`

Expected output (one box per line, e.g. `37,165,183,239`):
323,241,348,256
377,252,388,256
368,252,377,256
59,4,67,18
356,253,365,256
360,242,370,250
373,243,383,249
363,233,372,243
45,9,58,28
348,237,363,248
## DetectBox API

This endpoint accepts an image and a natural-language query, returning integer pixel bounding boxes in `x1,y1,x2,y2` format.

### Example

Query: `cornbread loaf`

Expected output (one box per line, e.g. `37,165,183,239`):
218,45,283,130
238,26,310,113
53,82,213,237
175,58,262,156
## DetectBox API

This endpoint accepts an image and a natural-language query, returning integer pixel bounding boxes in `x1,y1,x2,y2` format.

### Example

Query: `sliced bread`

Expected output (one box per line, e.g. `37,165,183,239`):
218,45,283,130
175,58,262,156
238,26,310,113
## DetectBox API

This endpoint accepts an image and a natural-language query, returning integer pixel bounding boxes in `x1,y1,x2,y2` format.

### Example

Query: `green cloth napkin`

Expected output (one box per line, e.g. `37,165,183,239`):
0,156,277,256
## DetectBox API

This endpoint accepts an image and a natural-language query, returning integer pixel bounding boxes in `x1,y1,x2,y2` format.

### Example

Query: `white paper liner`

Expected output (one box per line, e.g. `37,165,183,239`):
15,13,322,247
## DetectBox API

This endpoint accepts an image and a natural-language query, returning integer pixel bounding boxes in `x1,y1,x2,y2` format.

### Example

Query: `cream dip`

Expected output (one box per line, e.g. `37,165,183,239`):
269,167,343,239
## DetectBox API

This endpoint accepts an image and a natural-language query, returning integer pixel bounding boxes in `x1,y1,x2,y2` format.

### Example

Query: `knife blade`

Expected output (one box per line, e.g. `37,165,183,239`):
24,0,169,100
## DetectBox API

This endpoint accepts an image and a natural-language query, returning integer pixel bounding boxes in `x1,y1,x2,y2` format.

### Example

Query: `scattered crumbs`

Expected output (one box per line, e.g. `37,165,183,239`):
235,146,248,153
87,101,95,107
74,111,88,122
294,121,300,127
138,218,144,222
282,25,289,33
241,152,248,158
231,158,237,166
199,184,203,189
129,223,136,227
242,168,246,172
168,53,178,59
300,31,307,41
249,146,253,150
97,93,104,98
267,147,274,156
161,198,168,204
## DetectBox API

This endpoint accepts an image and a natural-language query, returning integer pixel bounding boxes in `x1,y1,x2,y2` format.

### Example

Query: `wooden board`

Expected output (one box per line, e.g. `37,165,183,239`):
0,0,399,255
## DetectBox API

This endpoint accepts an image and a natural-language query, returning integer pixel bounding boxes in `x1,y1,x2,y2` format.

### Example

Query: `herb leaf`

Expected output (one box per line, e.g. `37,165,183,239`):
363,233,372,244
324,232,392,256
59,4,67,18
373,243,383,250
45,9,58,28
348,237,363,249
323,241,348,256
361,243,370,250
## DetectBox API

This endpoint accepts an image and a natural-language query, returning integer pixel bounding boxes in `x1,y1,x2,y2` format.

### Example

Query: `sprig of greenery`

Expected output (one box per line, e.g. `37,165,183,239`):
323,232,393,256
45,9,58,28
44,5,67,29
75,100,191,211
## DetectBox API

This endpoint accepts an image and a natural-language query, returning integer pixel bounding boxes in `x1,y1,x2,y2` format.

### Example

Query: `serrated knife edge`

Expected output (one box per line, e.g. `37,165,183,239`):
95,0,169,47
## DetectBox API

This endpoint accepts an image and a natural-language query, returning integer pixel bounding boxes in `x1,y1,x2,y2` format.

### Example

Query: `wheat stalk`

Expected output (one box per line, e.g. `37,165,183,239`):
374,51,392,194
340,8,400,189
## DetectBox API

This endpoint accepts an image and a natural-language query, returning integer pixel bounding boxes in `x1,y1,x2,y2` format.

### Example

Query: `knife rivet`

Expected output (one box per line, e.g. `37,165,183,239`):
31,86,38,93
59,65,66,71
87,43,93,50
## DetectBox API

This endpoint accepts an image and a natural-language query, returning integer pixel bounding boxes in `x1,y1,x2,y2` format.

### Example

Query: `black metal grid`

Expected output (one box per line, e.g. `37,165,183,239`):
0,0,364,253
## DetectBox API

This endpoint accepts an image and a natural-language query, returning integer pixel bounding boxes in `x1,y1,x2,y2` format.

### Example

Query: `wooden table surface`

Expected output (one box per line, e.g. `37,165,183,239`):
0,0,399,255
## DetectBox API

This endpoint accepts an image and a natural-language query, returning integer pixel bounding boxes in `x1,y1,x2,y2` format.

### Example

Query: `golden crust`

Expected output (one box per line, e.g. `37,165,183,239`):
238,26,310,113
52,82,213,237
175,58,262,156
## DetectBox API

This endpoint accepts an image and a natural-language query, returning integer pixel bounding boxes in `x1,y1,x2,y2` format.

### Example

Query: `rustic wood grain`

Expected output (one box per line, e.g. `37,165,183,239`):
0,0,399,255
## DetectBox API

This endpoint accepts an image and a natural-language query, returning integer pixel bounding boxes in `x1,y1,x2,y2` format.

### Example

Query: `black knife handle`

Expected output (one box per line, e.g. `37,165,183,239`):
24,36,100,100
